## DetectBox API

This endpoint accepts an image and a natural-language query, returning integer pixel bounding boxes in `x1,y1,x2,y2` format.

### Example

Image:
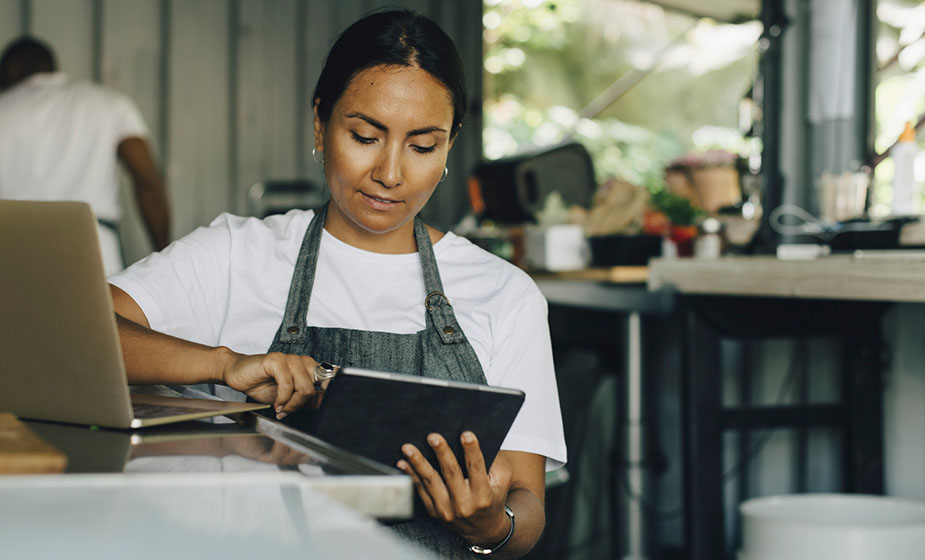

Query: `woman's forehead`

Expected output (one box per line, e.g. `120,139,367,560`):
334,64,454,128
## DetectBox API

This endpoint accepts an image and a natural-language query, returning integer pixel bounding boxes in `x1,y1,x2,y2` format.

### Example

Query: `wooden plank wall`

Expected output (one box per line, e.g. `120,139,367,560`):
1,0,483,266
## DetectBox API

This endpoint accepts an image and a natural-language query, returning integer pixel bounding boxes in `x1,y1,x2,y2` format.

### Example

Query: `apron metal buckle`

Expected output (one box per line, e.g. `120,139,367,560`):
425,291,451,312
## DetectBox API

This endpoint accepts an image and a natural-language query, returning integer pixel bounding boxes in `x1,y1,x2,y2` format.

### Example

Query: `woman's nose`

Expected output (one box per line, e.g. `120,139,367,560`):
372,146,403,188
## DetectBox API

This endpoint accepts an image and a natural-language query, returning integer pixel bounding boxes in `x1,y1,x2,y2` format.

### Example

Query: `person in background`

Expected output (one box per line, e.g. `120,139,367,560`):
107,9,566,558
0,36,170,275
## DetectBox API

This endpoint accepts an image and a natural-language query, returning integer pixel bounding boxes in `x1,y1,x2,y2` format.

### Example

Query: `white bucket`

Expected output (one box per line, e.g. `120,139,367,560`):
738,494,925,560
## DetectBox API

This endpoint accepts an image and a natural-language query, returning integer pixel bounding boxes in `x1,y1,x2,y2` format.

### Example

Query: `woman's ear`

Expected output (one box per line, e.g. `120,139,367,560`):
312,100,325,153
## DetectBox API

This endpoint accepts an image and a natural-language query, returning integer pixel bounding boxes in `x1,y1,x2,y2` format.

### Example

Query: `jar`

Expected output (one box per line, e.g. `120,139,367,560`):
694,217,724,259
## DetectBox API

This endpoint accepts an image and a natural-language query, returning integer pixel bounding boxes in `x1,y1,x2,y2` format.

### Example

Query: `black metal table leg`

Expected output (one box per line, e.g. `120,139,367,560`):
842,330,885,494
683,305,726,560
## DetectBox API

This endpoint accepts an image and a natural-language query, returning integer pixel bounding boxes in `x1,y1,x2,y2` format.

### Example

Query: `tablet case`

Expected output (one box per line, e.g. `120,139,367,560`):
287,368,525,477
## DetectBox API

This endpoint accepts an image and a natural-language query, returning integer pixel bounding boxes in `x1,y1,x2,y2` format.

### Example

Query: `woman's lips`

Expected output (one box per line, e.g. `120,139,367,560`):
364,193,398,203
360,191,402,209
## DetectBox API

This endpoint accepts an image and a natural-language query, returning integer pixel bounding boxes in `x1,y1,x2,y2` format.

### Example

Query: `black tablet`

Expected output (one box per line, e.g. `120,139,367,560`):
304,367,525,476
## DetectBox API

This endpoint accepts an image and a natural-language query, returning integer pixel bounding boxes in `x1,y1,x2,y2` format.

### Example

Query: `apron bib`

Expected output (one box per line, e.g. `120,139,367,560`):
267,204,488,558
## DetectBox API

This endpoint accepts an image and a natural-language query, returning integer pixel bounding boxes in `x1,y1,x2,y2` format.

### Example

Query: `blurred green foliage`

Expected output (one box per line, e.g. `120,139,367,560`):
649,188,702,226
483,0,762,194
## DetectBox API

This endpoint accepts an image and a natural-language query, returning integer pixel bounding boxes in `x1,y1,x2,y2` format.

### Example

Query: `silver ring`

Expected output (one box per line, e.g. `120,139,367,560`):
313,361,340,386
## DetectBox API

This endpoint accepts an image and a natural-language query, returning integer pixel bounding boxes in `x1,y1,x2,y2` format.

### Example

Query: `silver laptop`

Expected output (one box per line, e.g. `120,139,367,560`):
0,200,269,428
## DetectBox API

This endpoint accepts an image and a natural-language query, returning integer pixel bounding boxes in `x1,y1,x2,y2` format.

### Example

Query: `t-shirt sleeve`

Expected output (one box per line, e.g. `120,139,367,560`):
490,285,567,471
111,92,150,142
108,216,233,346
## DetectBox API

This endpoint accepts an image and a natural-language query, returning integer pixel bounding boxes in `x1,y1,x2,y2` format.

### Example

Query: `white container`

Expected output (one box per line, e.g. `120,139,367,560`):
694,217,723,259
739,494,925,560
891,121,919,216
524,224,589,271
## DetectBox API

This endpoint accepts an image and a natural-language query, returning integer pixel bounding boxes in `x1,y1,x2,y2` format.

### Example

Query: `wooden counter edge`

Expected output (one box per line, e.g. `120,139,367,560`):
0,413,68,474
529,266,649,284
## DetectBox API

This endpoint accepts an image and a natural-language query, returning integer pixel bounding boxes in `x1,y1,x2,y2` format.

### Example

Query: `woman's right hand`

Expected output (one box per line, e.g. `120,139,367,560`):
220,351,321,418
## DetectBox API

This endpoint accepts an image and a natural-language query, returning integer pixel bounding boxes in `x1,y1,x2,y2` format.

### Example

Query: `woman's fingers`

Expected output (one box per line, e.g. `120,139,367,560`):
397,459,436,516
277,355,316,415
427,433,469,497
402,442,454,521
224,352,320,417
264,354,295,414
460,431,490,497
416,432,498,524
308,366,333,409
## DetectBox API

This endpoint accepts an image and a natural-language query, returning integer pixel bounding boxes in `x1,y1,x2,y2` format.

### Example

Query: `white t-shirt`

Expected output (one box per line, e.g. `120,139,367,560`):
0,72,150,273
111,210,567,469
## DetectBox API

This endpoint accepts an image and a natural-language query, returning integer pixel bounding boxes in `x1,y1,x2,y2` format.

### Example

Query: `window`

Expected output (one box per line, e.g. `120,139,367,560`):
871,0,925,216
482,0,762,192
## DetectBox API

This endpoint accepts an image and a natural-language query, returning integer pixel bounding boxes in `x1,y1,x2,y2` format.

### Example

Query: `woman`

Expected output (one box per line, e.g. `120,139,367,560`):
109,9,566,558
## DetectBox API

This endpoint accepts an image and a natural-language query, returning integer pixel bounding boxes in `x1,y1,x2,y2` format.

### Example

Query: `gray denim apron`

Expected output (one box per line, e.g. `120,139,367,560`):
267,203,488,558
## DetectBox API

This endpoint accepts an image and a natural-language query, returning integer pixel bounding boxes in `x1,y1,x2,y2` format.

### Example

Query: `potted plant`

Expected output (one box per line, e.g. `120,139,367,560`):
647,188,703,257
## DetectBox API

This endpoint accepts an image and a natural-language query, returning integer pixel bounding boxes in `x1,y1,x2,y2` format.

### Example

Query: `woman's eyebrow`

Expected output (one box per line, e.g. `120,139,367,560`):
345,112,447,137
347,112,387,132
407,125,447,138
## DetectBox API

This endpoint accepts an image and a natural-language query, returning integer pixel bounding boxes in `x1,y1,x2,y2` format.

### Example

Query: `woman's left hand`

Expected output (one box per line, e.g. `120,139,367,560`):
397,431,514,546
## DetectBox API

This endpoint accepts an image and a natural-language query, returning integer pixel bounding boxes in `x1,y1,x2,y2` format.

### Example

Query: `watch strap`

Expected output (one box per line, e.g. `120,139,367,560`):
468,504,515,555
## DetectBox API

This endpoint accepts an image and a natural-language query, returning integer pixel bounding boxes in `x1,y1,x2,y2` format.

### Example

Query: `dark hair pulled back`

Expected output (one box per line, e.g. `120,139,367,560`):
312,9,467,139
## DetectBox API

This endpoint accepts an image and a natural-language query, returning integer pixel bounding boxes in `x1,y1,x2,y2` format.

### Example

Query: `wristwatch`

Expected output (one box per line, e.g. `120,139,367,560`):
468,504,515,555
313,361,339,392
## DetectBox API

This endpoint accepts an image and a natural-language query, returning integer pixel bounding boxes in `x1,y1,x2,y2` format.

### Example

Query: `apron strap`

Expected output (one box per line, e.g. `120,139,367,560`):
277,203,327,344
414,218,466,345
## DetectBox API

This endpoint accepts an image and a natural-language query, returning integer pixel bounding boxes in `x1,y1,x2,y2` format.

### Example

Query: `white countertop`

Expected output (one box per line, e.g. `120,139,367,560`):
0,471,430,559
647,253,925,302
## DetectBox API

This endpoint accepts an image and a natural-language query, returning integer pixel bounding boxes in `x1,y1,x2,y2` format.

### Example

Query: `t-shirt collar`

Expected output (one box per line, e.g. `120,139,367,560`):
22,71,70,87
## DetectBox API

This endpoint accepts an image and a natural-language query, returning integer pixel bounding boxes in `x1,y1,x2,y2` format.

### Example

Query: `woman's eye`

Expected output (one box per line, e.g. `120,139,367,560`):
351,132,376,145
412,144,437,154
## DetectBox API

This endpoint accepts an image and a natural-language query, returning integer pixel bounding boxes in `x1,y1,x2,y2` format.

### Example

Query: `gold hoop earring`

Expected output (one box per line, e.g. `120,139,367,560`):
439,166,448,183
312,148,324,165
